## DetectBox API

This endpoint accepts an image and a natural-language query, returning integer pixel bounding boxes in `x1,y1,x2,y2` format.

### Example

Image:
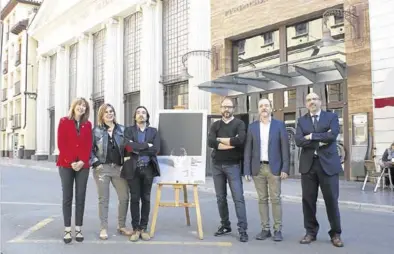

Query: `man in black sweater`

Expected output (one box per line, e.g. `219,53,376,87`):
208,97,248,242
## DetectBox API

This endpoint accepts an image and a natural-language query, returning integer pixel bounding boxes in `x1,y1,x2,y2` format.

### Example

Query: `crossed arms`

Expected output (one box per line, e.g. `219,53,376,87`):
295,113,340,148
208,121,246,150
124,128,160,156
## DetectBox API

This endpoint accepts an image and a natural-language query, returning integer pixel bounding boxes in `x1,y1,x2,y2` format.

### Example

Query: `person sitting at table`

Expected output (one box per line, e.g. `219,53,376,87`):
381,142,394,187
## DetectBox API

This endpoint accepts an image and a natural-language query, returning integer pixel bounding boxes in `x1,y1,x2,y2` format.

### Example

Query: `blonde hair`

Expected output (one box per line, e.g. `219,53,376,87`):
68,97,90,122
97,103,117,127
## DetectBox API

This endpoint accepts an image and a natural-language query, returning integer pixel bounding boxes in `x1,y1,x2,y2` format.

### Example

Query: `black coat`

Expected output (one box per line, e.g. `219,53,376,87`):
121,125,161,180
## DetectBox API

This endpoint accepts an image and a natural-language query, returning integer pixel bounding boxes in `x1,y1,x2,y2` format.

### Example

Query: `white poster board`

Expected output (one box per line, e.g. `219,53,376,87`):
154,110,207,184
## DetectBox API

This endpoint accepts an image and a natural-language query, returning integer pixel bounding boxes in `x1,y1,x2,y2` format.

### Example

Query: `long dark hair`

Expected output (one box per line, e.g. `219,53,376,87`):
133,106,150,126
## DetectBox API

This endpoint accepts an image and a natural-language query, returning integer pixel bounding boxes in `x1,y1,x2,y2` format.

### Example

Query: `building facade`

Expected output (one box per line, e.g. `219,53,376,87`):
0,0,41,158
27,0,211,161
369,0,394,159
201,0,373,180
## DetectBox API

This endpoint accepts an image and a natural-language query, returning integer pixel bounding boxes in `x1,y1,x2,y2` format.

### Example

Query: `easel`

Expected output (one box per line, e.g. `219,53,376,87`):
149,182,203,240
149,105,204,240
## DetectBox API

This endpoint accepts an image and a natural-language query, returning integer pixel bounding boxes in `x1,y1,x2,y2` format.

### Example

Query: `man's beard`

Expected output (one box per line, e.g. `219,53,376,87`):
222,111,232,118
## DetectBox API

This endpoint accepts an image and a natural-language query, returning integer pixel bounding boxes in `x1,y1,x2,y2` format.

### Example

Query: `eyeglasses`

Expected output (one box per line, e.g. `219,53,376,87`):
220,106,234,109
306,98,320,102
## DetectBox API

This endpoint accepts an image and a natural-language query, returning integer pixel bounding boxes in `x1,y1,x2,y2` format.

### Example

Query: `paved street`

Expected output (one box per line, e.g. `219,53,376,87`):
1,163,394,254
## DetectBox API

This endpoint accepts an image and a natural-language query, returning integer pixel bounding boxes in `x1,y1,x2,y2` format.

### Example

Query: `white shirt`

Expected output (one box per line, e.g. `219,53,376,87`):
260,118,271,161
310,110,321,123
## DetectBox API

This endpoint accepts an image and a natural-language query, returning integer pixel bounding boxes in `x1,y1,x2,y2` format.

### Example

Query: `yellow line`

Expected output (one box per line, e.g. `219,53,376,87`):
8,217,55,243
11,239,232,247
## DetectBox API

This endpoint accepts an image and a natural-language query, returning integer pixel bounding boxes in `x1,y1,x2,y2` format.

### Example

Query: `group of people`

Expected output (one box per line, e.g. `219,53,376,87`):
208,92,344,248
56,92,346,247
57,97,160,244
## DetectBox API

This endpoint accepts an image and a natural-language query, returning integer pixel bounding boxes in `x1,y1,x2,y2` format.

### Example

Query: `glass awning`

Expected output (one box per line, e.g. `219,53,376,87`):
198,51,346,96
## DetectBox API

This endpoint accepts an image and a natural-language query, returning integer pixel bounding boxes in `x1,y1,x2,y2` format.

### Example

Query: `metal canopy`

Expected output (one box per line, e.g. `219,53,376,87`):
198,51,347,96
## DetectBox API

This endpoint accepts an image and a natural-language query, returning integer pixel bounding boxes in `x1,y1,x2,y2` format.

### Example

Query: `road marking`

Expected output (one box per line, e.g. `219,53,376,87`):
0,201,62,206
10,239,232,246
8,217,56,243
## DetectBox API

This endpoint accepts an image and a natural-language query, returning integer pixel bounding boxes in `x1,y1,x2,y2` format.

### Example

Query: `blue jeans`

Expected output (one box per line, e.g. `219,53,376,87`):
212,163,248,232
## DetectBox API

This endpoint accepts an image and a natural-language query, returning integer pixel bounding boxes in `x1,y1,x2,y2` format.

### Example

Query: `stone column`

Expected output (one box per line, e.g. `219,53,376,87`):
32,56,49,160
86,34,94,123
104,18,124,124
53,46,69,156
77,34,89,98
140,0,163,127
187,0,211,112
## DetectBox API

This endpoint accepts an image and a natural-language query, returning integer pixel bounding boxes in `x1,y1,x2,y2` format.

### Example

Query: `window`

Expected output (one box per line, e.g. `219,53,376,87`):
295,22,308,36
262,32,273,45
284,89,296,107
164,82,189,109
162,0,189,84
124,92,140,126
238,40,246,55
327,83,343,102
92,29,106,99
334,14,344,24
123,12,142,94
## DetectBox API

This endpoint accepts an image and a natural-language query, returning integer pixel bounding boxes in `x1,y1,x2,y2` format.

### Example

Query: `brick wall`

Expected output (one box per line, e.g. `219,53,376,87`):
210,0,345,113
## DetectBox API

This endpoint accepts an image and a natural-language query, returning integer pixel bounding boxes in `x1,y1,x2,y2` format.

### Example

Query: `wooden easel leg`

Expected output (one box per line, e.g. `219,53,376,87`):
149,184,162,238
193,185,203,240
183,185,191,226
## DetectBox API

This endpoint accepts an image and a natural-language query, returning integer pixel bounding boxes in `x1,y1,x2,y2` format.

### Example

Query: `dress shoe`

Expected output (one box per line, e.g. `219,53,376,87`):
331,234,344,247
239,231,248,242
255,230,271,240
118,227,133,236
214,225,231,236
272,231,283,241
299,234,316,244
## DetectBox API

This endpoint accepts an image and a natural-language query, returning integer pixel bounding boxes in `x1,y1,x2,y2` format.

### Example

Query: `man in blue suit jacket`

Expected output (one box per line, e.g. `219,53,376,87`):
244,98,290,242
295,92,343,248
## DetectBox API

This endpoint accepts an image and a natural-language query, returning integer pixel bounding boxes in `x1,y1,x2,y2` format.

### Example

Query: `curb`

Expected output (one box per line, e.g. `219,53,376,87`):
197,186,394,214
2,161,394,214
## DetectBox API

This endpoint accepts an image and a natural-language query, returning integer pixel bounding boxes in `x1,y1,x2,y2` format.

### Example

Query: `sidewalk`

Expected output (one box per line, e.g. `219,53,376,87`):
1,157,393,213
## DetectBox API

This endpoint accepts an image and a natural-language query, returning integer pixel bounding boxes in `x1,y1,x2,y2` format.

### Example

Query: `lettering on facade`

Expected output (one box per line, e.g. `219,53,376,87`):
225,0,267,16
94,0,115,11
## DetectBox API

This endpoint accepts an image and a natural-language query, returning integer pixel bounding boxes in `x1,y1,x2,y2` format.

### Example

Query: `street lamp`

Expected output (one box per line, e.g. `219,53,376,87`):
311,8,360,56
180,50,212,79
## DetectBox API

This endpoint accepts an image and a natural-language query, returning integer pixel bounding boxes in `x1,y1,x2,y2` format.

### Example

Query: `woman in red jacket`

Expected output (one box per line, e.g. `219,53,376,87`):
56,97,92,244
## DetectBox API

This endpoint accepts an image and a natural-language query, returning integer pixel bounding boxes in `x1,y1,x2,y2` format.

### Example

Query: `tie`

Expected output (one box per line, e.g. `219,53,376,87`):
312,115,318,131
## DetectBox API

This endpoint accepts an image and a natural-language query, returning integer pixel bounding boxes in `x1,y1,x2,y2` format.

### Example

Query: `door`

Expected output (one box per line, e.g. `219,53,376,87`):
12,133,18,158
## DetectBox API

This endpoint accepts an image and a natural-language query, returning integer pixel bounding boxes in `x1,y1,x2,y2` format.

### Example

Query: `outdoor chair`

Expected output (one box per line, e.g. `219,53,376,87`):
362,157,393,192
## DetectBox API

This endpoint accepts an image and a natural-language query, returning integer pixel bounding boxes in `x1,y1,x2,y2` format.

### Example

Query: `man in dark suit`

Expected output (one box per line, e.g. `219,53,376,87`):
295,92,343,247
122,106,160,242
244,98,290,242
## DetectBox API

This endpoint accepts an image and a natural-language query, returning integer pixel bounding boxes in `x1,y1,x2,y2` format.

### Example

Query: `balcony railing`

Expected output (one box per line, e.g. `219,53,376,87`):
15,50,21,66
12,114,21,129
14,81,21,96
1,88,7,102
3,60,8,74
0,118,6,131
11,19,28,35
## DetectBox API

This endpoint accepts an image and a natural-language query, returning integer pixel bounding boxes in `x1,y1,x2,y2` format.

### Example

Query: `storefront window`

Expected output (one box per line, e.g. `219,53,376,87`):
284,89,296,108
233,30,280,71
327,83,343,102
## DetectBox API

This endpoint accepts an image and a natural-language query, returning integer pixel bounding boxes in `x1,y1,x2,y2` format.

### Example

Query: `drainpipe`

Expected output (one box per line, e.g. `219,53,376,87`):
23,31,28,129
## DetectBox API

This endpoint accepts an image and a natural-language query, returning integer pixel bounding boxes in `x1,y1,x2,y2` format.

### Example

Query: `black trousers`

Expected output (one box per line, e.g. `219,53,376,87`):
127,165,154,231
58,167,90,227
301,157,342,237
